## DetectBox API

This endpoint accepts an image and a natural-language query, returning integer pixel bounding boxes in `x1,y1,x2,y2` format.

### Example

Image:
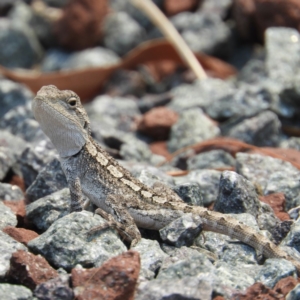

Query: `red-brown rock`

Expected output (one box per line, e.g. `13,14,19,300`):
259,193,289,221
8,250,58,290
233,0,300,41
72,250,140,300
53,0,108,50
163,0,202,16
137,107,178,140
273,276,298,297
150,141,172,160
233,282,283,299
3,226,39,245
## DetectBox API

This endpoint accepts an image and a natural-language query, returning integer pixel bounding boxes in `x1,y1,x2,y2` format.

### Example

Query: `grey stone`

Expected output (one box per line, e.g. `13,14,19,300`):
168,78,234,113
120,139,164,165
265,27,300,83
226,111,281,147
187,150,235,170
215,261,257,291
85,94,140,133
136,277,213,300
278,72,300,118
280,137,300,151
215,171,279,232
0,231,27,278
19,147,54,189
0,284,32,300
109,0,163,29
0,201,17,229
255,258,297,288
220,243,259,266
214,171,260,215
26,188,70,231
33,274,74,300
236,153,300,210
133,239,168,280
0,131,27,160
200,0,233,19
103,12,146,56
281,220,300,254
175,169,221,206
173,182,203,206
42,0,69,7
0,103,51,145
64,47,120,70
42,47,120,72
0,147,15,181
159,213,203,247
0,182,24,201
286,284,300,300
206,84,272,120
26,158,68,202
167,108,220,152
40,49,71,72
0,18,42,69
0,79,32,118
170,12,232,56
28,211,126,271
9,0,54,48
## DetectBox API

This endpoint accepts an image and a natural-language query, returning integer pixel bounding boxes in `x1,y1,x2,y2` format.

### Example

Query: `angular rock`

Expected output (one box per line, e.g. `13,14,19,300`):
0,284,32,300
42,47,120,72
132,239,168,280
26,188,70,231
19,146,53,189
72,251,140,300
28,211,127,271
187,149,235,170
136,107,178,140
214,171,260,215
8,250,59,290
3,200,26,227
170,12,231,56
0,231,27,279
0,183,24,201
0,103,49,145
167,108,220,152
173,182,203,206
227,111,281,147
136,277,213,300
255,258,297,288
0,202,17,229
3,227,39,245
281,219,300,253
176,169,221,206
0,19,42,68
120,139,164,165
273,276,299,298
0,147,15,181
103,11,146,55
26,158,67,202
236,153,300,210
33,274,74,300
159,213,202,247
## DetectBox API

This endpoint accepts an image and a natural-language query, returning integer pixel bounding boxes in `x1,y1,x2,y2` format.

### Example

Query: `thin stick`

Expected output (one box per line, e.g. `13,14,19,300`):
131,0,207,80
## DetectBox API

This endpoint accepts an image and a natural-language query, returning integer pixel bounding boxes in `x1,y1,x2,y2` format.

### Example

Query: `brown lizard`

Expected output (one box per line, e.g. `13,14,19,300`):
32,85,300,274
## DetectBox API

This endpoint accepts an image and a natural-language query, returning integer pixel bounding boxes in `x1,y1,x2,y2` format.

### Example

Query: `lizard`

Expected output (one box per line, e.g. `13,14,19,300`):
32,85,300,274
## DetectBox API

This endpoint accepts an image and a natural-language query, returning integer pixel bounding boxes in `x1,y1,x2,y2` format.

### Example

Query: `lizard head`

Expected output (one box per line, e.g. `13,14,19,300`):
32,85,91,158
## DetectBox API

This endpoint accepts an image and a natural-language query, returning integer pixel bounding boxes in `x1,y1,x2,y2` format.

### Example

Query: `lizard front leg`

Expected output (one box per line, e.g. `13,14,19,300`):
90,194,142,247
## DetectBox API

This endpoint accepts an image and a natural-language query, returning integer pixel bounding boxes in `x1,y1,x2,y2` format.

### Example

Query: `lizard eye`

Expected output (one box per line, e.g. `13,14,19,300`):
68,97,77,107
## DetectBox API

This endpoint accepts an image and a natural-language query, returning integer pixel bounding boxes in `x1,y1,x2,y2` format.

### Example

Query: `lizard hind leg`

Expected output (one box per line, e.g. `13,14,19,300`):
89,194,142,247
